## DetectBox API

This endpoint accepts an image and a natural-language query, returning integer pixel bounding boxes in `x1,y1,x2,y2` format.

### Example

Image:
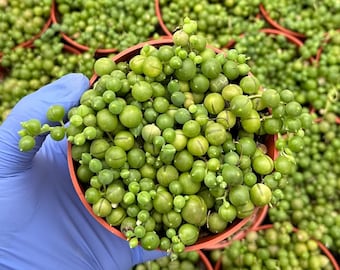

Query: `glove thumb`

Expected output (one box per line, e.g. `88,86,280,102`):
0,73,89,176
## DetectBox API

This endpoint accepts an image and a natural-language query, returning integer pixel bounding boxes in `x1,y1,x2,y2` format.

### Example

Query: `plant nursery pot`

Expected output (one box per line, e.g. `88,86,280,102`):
198,250,214,270
51,0,162,55
68,37,278,252
50,0,117,54
213,224,340,270
17,17,52,49
259,4,306,40
154,0,173,37
89,37,172,85
62,44,81,55
0,9,52,57
312,29,340,64
259,28,304,47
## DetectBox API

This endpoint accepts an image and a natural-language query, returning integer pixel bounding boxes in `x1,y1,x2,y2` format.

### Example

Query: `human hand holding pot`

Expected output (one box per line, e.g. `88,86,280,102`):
0,74,166,270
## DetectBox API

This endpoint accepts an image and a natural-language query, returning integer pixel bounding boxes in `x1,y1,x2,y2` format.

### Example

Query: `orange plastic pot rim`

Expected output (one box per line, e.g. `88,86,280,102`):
197,250,214,270
50,0,117,54
0,13,52,55
259,3,306,39
154,0,172,37
259,28,304,47
312,29,340,64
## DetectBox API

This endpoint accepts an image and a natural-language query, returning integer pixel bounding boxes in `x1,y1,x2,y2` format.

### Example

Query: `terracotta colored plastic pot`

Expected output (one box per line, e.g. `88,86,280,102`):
259,28,304,47
198,250,214,270
312,29,340,64
214,224,340,270
154,0,172,37
0,10,52,57
52,0,163,55
259,4,306,40
61,44,82,55
24,42,81,55
89,37,173,85
50,0,117,54
17,18,52,49
69,37,279,252
224,28,303,55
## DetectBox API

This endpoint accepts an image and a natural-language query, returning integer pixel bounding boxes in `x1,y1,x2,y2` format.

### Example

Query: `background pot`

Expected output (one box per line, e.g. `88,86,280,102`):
0,9,52,57
213,224,340,270
50,0,117,55
259,4,306,40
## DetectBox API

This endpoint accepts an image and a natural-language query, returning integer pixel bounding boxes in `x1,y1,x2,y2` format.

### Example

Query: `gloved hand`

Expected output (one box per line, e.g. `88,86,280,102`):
0,74,167,270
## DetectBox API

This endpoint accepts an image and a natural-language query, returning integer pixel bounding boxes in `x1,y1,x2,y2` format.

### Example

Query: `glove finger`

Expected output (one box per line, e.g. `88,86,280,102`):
0,73,89,175
131,246,168,266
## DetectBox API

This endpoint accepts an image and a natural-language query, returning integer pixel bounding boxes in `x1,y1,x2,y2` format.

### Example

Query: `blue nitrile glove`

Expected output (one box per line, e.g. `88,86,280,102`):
0,74,167,270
